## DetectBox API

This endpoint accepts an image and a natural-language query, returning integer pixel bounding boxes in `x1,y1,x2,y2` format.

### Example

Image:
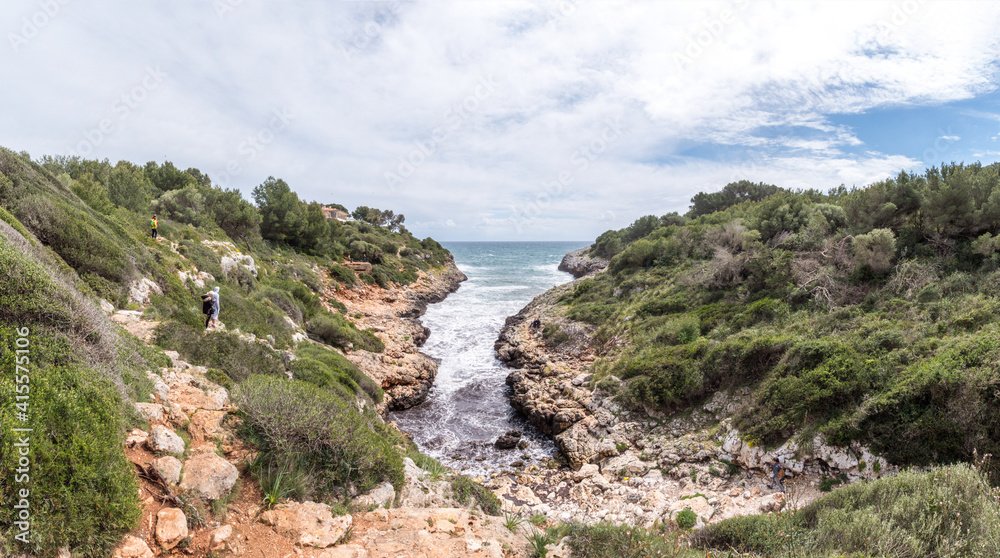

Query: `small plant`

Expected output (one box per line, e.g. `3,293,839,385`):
526,528,552,558
502,510,525,533
675,507,697,530
529,514,547,526
260,463,293,508
819,475,843,492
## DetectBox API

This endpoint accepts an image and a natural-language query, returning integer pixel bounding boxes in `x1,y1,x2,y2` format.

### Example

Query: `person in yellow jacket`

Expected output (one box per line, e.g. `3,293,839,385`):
151,214,158,239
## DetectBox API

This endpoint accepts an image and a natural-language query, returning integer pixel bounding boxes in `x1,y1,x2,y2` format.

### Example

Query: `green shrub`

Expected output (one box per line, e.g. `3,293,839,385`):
307,312,384,353
293,344,383,403
0,356,140,557
449,475,501,515
327,264,357,287
564,522,690,558
154,322,285,381
675,508,697,530
695,464,1000,557
234,375,404,499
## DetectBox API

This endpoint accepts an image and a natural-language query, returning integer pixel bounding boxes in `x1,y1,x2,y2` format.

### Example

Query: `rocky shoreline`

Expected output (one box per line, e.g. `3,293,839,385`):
324,260,467,412
486,250,898,528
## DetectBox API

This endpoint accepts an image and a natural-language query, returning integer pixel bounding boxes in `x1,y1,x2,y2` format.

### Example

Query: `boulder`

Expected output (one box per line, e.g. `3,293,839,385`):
179,452,238,500
128,277,163,306
209,525,233,551
125,429,148,448
156,508,188,550
112,535,154,558
759,492,786,513
573,463,599,482
147,425,185,455
153,455,183,485
354,481,395,509
260,501,353,548
134,402,164,423
493,430,522,450
146,371,170,400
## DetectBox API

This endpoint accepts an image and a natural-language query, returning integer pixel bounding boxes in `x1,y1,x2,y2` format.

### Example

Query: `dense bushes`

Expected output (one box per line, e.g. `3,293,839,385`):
0,333,141,557
293,344,383,403
558,161,1000,468
154,322,285,381
234,375,404,499
694,464,1000,557
307,312,385,353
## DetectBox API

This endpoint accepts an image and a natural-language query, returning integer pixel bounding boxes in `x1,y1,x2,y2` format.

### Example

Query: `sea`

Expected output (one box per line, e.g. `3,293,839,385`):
389,241,590,476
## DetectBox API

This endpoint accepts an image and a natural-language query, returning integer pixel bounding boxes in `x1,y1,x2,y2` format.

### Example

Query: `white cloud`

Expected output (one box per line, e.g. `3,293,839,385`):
1,0,999,240
939,135,961,142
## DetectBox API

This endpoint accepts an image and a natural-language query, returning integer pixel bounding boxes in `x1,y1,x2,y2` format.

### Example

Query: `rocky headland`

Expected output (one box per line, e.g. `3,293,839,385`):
556,246,608,278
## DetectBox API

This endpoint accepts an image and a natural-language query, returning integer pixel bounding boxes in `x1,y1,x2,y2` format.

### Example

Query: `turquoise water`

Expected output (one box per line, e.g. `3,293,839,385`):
390,241,589,474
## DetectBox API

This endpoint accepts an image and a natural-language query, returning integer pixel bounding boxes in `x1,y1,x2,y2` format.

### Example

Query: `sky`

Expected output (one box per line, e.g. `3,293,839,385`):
2,1,1000,241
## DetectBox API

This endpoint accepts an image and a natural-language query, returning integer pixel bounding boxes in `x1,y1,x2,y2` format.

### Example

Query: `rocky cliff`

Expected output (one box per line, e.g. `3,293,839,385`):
557,246,608,278
325,261,467,412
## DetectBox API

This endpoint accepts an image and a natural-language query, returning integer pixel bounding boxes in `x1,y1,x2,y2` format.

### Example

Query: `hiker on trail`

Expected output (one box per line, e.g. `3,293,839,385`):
204,286,220,330
768,457,785,492
151,214,158,239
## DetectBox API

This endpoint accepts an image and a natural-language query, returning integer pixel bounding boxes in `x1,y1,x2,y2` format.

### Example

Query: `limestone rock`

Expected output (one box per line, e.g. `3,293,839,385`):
156,508,188,550
759,492,785,513
187,410,227,445
125,429,148,448
209,525,233,551
113,535,154,558
354,481,396,509
147,425,185,455
99,298,115,314
573,463,599,482
558,246,609,278
260,501,353,548
556,416,617,468
128,277,163,306
153,455,183,485
179,452,238,500
134,402,164,423
146,370,170,400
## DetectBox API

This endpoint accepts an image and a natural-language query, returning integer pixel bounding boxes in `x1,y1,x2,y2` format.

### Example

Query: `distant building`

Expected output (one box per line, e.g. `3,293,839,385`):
321,206,352,222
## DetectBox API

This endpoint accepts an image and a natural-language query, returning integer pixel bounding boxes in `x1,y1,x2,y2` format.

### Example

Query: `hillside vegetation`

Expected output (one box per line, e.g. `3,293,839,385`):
563,167,1000,471
0,147,453,557
549,167,1000,557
